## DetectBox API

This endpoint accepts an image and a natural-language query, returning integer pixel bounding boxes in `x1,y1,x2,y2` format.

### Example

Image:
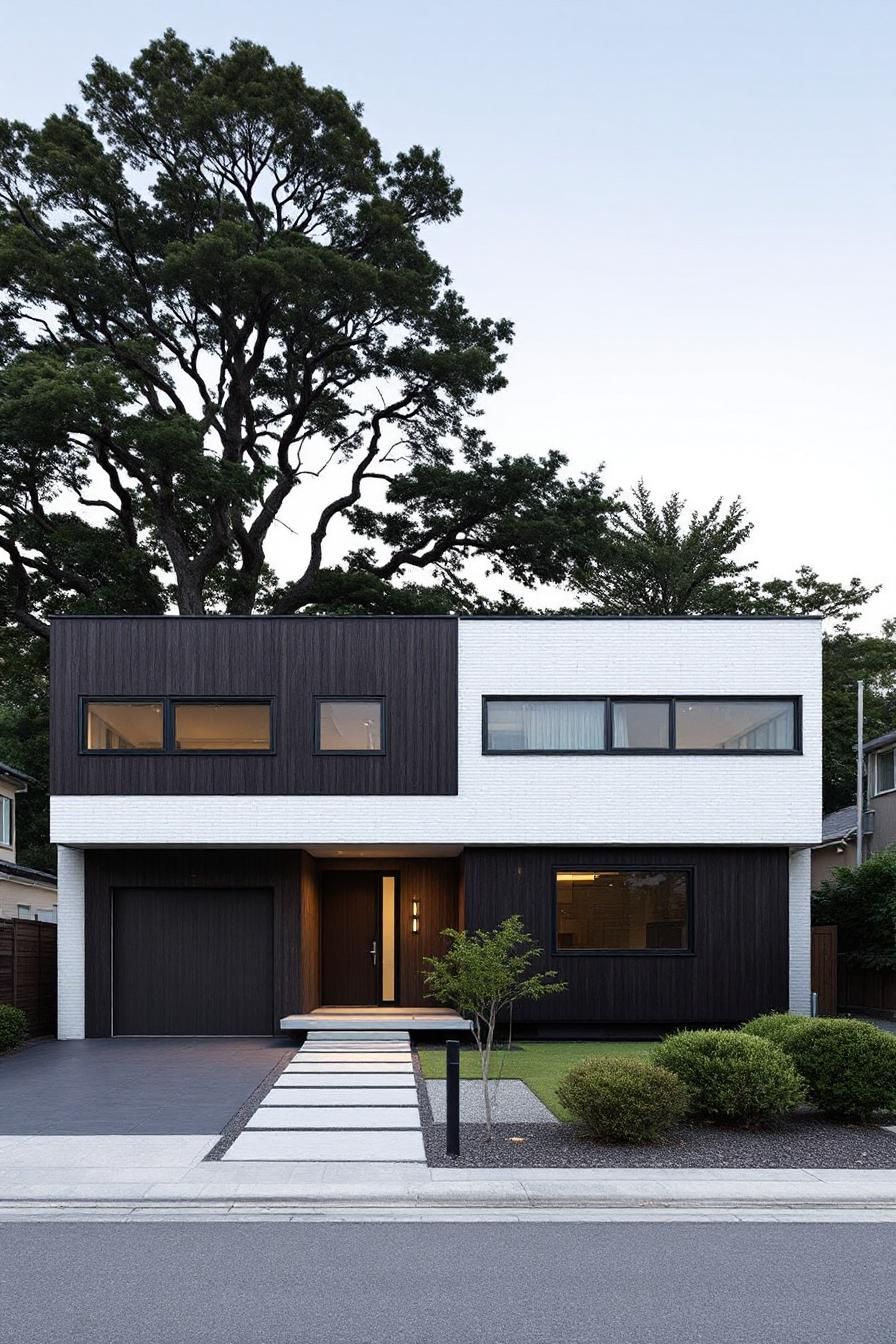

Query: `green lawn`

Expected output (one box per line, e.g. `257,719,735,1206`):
417,1040,655,1120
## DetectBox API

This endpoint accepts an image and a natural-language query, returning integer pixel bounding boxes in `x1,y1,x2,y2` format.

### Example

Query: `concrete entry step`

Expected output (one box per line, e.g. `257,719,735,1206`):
303,1030,410,1041
273,1073,416,1089
260,1087,419,1107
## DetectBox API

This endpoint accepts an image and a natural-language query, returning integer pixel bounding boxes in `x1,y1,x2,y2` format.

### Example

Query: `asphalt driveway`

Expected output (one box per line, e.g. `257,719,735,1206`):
0,1039,292,1135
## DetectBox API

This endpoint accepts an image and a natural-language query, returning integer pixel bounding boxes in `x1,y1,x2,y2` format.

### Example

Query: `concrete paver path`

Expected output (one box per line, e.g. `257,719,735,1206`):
225,1032,426,1164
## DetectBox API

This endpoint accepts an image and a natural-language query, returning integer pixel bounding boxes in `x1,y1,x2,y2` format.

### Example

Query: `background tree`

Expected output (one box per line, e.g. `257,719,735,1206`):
813,849,896,971
0,30,616,636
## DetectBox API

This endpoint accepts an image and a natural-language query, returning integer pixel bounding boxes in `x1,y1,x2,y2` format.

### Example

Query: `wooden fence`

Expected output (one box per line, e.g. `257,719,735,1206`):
0,918,57,1036
810,925,838,1016
838,960,896,1020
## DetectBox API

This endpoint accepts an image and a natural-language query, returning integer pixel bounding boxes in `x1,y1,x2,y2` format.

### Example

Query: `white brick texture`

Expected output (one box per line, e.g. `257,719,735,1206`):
56,845,85,1039
788,846,813,1015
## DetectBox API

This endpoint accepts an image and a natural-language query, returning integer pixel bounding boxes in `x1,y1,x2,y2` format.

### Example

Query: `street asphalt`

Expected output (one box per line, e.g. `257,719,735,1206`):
1,1222,891,1343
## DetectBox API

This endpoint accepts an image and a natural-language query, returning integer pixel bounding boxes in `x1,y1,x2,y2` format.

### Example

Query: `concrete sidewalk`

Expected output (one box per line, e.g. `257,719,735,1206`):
1,1135,896,1214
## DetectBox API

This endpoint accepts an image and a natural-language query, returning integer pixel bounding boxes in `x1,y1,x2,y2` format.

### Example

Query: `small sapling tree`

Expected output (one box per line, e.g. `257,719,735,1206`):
424,916,565,1138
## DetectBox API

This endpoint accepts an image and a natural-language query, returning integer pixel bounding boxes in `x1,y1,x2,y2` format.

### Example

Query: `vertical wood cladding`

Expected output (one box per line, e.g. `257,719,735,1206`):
51,617,457,795
298,851,321,1014
84,850,302,1037
316,858,462,1006
463,846,790,1024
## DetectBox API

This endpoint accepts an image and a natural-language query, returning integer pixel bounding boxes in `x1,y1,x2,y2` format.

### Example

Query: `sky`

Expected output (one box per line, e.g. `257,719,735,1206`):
0,0,893,624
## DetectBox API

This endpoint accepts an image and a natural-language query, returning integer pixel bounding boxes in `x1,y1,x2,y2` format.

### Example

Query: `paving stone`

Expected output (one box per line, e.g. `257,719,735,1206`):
260,1088,419,1107
222,1130,426,1162
272,1074,416,1090
285,1061,412,1073
304,1031,409,1041
296,1052,412,1064
246,1107,421,1130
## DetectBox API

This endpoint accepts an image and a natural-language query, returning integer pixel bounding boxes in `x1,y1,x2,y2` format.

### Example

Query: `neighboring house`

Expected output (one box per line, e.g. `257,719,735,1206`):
0,762,57,922
865,729,896,856
49,615,822,1039
812,729,896,889
811,805,858,889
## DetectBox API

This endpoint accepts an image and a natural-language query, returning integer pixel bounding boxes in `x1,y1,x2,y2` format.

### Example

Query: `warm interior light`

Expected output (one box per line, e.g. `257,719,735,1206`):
411,897,420,934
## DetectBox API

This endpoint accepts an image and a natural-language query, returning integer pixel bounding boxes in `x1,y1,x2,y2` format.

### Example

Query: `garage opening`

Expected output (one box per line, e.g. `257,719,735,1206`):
112,887,274,1035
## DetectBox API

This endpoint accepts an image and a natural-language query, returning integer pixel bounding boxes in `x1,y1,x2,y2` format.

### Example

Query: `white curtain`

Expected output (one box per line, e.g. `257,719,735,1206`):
519,700,605,750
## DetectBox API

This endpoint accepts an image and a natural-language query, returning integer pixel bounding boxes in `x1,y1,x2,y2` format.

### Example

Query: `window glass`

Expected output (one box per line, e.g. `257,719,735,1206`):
611,701,670,749
85,701,164,751
17,905,31,920
485,699,606,752
0,796,11,847
876,748,896,795
675,699,795,751
556,870,689,951
318,699,383,752
174,702,271,751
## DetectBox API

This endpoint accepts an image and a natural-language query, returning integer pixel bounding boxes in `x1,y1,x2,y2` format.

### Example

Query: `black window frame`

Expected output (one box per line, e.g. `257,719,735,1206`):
552,864,695,957
79,695,276,756
482,695,802,756
313,694,387,757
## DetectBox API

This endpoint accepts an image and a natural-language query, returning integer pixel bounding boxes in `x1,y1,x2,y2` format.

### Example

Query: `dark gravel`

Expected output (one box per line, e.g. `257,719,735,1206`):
421,1116,896,1168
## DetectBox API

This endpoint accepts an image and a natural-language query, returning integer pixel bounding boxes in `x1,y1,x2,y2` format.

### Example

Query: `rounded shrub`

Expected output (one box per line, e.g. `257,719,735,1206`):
556,1056,689,1144
0,1004,28,1053
741,1013,813,1049
783,1018,896,1123
653,1029,804,1125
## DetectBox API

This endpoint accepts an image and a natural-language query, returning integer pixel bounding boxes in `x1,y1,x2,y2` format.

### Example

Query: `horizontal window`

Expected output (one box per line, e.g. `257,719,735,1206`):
174,702,271,752
82,698,272,753
875,747,896,796
675,699,796,751
84,700,165,751
316,698,385,753
611,700,670,749
484,696,800,753
484,698,605,752
555,870,690,953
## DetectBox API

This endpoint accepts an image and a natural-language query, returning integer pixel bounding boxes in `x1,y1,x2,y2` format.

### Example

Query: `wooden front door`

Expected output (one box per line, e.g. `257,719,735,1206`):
320,871,380,1006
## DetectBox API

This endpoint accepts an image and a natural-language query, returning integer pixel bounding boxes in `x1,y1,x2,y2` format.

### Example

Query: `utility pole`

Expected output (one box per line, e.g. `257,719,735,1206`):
856,679,864,867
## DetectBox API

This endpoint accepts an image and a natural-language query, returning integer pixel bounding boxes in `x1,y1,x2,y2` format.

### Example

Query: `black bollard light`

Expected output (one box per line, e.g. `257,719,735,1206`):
446,1037,460,1157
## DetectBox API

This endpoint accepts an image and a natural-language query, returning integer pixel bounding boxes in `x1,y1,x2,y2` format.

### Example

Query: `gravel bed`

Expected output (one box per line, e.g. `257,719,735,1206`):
426,1079,556,1123
421,1117,896,1168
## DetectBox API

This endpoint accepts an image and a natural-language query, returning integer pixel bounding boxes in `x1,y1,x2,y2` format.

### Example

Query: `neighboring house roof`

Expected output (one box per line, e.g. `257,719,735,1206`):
818,805,858,846
0,761,34,789
0,858,57,886
865,729,896,754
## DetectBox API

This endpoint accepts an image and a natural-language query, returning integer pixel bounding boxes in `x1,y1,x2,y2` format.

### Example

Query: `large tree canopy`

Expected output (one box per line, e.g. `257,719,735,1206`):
0,31,614,632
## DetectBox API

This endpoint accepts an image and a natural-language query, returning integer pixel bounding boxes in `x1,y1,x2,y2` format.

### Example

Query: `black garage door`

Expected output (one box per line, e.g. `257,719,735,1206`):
112,888,274,1035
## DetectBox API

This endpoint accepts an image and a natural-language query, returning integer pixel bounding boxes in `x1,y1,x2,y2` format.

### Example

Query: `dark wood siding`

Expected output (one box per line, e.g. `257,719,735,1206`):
112,887,273,1035
463,846,790,1025
51,617,457,796
84,850,302,1037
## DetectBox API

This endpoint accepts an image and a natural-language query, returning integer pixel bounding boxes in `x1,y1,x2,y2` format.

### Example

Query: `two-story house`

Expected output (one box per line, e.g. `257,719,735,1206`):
49,615,822,1039
0,762,57,922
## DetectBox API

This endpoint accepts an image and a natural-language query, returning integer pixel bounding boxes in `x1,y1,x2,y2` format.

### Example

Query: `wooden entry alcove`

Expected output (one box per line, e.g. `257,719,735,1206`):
302,856,462,1011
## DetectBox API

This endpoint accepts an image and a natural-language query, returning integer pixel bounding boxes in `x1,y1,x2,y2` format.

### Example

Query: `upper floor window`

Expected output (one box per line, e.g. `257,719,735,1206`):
674,699,796,751
84,700,164,751
82,698,272,753
555,869,691,953
483,695,800,754
173,701,271,752
315,697,385,754
874,747,896,796
484,698,606,753
0,796,12,847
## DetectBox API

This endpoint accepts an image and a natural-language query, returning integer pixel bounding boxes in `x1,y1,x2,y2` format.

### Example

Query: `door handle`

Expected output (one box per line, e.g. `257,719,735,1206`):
370,941,378,965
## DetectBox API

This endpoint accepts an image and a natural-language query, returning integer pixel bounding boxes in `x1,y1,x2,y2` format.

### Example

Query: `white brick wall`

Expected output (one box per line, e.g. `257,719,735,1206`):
788,846,813,1015
51,617,822,849
56,845,85,1039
